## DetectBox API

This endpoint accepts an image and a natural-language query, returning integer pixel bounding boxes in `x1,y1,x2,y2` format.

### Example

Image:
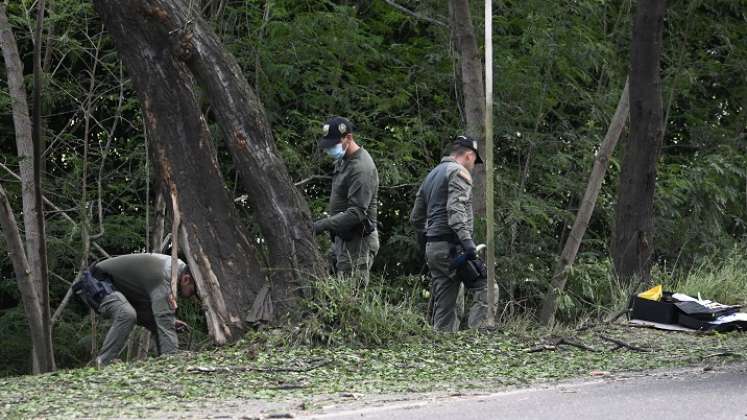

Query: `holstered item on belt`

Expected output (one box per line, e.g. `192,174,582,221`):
456,258,488,289
334,218,377,242
72,269,115,313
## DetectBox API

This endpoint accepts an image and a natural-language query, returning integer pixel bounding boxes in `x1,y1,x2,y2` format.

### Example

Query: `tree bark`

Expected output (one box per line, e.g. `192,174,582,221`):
539,79,630,326
0,183,50,373
92,0,268,341
613,1,666,284
130,0,326,316
32,0,54,371
0,3,55,373
449,0,486,217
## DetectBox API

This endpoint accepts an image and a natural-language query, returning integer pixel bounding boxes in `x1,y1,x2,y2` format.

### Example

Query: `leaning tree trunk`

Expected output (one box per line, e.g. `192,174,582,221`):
0,3,56,373
0,184,50,373
92,0,268,342
539,79,630,326
613,0,666,284
449,0,486,218
130,0,326,316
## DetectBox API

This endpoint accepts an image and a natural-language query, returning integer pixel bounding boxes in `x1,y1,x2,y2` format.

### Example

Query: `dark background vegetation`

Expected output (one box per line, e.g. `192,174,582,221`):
0,0,745,376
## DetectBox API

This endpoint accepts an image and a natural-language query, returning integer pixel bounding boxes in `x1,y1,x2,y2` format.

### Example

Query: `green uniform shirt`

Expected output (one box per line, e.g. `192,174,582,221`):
95,253,186,354
316,147,379,236
410,156,474,242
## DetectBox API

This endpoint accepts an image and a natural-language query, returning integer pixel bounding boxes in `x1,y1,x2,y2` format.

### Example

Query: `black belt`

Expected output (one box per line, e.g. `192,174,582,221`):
426,233,459,244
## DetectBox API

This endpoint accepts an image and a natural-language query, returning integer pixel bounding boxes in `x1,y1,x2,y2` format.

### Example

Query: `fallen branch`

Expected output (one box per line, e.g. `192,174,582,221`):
187,359,332,374
268,382,309,390
703,351,742,359
527,337,599,353
599,334,651,352
527,344,557,353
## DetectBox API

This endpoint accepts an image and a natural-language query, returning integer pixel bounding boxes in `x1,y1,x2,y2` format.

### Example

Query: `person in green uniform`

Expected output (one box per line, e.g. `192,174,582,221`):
86,253,196,366
313,116,380,282
410,136,492,331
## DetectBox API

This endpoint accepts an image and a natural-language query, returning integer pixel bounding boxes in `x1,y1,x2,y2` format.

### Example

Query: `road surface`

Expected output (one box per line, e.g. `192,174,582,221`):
300,365,747,420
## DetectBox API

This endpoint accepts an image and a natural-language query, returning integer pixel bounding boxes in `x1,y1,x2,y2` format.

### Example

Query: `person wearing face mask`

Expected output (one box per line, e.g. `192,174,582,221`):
313,116,380,282
410,136,493,331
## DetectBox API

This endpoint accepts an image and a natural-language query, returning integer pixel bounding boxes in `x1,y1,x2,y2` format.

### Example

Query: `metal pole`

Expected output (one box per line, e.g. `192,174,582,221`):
484,0,496,327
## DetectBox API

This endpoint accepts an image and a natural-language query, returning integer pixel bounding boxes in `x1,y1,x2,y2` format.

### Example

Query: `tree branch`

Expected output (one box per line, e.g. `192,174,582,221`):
383,0,447,27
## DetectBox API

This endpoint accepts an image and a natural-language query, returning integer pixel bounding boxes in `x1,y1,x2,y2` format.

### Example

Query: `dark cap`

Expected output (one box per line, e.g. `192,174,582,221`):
319,116,354,149
454,135,483,164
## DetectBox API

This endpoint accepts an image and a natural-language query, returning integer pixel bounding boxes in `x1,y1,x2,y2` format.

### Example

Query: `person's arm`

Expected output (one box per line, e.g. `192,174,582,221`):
447,167,474,244
315,164,373,234
410,184,427,250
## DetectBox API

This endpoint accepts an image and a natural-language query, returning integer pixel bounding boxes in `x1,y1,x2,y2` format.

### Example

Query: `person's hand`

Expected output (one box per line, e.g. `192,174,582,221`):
461,239,477,260
175,319,191,333
168,295,178,311
312,220,324,235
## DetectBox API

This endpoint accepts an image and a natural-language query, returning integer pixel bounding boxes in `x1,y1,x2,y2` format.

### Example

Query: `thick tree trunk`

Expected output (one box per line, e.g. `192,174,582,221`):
449,0,486,217
0,3,55,373
127,0,325,316
613,1,666,284
539,79,630,326
92,0,268,341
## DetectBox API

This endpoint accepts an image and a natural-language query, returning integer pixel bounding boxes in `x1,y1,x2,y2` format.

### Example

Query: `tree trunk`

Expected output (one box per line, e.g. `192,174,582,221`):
0,183,50,373
613,1,666,284
539,78,630,326
0,3,56,373
92,0,268,341
449,0,486,218
127,0,325,316
32,0,54,371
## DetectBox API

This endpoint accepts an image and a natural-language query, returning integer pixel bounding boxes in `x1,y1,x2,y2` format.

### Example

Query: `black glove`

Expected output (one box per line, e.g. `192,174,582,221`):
461,238,477,260
312,220,324,235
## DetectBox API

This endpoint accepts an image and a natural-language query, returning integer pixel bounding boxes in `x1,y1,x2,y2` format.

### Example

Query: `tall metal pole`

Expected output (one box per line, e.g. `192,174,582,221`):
484,0,496,327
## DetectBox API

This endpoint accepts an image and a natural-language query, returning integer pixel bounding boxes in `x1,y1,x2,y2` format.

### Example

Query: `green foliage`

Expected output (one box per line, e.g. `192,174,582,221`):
672,245,747,306
0,0,745,376
3,323,747,418
291,275,430,346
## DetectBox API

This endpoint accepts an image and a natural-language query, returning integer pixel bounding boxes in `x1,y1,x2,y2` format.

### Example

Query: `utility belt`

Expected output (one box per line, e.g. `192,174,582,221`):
72,265,115,313
333,218,377,242
425,233,459,244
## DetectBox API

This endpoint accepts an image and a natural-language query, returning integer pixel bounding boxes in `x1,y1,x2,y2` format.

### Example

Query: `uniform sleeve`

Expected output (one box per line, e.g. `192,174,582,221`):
410,185,427,234
447,168,474,242
149,283,178,355
316,162,373,234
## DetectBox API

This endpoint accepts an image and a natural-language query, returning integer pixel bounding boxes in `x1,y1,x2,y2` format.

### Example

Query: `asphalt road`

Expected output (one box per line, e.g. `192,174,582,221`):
301,366,747,420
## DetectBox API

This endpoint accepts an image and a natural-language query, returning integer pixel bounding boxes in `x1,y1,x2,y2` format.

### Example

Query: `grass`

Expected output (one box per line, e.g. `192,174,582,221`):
4,264,747,419
2,323,747,418
672,246,747,305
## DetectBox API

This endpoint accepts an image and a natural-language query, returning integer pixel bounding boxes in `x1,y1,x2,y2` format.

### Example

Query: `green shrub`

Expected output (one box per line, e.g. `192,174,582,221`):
672,245,747,305
291,275,431,346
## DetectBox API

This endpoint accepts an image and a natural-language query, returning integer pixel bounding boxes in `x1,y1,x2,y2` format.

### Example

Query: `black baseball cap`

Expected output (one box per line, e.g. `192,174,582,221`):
454,135,484,164
319,116,354,149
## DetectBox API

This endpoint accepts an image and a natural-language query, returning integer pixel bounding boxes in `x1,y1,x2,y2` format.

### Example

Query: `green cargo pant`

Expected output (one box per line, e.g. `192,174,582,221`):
334,230,379,284
426,241,493,332
97,292,137,366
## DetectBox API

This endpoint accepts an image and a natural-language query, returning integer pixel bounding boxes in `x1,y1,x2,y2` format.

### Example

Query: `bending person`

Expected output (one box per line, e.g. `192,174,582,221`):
74,253,196,367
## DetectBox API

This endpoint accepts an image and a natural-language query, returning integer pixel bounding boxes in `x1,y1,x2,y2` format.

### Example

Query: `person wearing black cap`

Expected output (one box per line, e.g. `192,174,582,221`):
313,116,380,282
410,136,492,331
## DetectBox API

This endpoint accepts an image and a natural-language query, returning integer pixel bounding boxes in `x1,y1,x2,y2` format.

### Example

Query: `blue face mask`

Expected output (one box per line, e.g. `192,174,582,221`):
325,143,346,160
